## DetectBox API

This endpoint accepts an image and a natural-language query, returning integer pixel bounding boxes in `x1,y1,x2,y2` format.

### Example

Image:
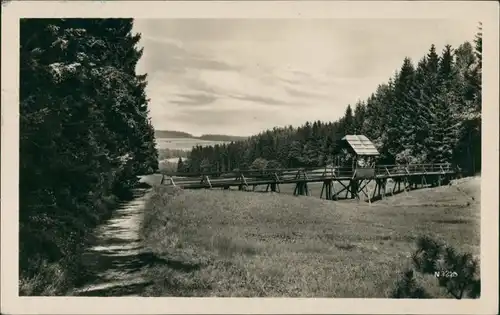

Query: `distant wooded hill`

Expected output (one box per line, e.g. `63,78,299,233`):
155,130,248,142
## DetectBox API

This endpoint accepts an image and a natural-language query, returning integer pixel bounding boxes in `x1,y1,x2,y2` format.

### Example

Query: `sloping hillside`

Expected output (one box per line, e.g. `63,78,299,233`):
155,130,193,139
138,176,480,297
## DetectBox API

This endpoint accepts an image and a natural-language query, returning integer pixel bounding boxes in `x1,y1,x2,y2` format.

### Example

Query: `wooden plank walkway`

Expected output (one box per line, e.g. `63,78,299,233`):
159,163,458,202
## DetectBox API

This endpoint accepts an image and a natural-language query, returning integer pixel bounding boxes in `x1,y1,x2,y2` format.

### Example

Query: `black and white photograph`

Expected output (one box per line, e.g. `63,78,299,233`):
1,1,498,314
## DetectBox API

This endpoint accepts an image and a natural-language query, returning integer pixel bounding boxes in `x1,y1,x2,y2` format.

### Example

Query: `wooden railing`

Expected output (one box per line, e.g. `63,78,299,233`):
161,163,457,187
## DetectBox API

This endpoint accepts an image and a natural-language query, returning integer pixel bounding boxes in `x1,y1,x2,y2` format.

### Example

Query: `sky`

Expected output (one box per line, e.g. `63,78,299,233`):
133,19,478,137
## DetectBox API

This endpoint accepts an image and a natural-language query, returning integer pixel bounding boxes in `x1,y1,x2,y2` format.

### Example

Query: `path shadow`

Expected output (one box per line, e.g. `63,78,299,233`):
77,248,202,294
367,187,423,203
85,251,202,275
75,280,155,297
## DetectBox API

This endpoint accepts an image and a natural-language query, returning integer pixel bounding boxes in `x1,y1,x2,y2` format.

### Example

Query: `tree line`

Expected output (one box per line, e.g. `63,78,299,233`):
181,27,482,175
158,148,190,160
19,19,158,295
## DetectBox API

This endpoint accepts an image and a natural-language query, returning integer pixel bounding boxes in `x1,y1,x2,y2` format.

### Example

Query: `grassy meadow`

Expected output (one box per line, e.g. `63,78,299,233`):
139,176,480,297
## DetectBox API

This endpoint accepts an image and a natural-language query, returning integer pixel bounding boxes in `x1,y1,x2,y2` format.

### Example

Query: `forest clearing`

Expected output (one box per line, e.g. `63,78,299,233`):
138,176,480,297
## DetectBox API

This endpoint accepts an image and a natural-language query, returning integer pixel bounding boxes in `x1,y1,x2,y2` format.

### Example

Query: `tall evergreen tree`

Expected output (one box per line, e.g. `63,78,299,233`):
387,57,416,163
353,101,367,134
342,105,355,135
19,19,158,295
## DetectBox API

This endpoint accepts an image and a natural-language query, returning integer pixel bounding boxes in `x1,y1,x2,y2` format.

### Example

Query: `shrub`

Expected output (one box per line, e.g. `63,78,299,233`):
391,236,480,299
250,158,268,171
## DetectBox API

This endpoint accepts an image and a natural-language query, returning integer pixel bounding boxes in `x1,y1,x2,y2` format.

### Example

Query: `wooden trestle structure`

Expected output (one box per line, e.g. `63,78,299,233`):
160,163,458,203
159,135,459,203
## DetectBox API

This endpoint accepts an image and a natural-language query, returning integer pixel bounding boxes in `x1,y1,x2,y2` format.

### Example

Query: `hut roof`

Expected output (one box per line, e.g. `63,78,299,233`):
339,135,380,156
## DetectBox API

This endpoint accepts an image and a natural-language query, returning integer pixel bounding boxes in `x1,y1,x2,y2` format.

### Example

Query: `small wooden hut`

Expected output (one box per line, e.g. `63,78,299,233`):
335,135,380,171
333,135,380,198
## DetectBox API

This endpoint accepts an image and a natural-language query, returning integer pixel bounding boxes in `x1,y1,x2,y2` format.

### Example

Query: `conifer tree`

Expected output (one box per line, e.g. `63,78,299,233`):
177,157,185,173
342,105,355,135
387,57,416,163
19,18,158,295
353,101,367,134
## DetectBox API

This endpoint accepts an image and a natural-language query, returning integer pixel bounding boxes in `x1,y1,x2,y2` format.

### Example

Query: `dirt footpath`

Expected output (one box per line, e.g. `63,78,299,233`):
71,188,154,296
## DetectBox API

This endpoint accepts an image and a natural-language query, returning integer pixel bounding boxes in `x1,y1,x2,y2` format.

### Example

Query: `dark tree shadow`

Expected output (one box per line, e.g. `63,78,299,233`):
76,249,202,296
75,280,155,297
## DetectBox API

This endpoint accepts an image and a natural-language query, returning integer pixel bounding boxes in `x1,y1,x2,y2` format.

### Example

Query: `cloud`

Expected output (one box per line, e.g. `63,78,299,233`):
167,105,284,136
228,94,289,106
284,87,329,100
134,19,479,136
171,92,218,106
140,35,241,74
195,69,296,107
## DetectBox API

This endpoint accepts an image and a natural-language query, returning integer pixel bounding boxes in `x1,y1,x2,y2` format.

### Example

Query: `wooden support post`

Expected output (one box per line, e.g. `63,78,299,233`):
327,181,332,200
273,173,281,193
350,179,359,199
328,179,340,200
204,175,212,189
321,180,333,200
402,177,409,196
365,184,372,206
295,182,302,196
372,180,379,200
238,173,248,191
381,179,386,199
270,183,277,192
160,174,165,185
332,181,337,200
443,174,450,186
293,170,309,197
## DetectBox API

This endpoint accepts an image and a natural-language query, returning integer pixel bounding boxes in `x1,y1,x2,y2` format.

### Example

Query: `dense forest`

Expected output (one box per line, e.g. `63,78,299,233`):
19,19,158,295
182,28,482,176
